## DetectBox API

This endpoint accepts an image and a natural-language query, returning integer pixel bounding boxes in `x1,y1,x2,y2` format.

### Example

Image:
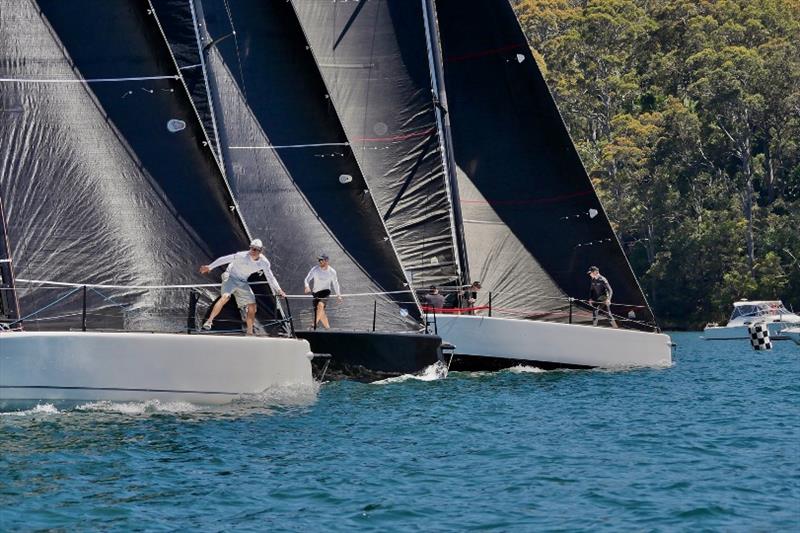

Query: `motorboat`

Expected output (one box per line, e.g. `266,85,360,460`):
0,330,315,406
428,314,672,370
781,326,800,345
703,300,800,340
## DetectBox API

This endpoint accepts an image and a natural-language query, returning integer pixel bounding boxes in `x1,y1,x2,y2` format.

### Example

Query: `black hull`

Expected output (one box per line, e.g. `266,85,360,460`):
449,354,593,372
296,331,443,382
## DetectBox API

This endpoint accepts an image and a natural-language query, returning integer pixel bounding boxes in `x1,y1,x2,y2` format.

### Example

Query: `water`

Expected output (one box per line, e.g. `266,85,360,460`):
2,333,798,531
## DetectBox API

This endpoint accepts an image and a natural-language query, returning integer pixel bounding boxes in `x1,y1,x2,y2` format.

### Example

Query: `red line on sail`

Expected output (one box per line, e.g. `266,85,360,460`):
461,190,593,206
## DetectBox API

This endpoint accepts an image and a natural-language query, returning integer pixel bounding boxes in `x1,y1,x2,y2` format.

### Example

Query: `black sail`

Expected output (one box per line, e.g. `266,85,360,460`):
0,0,251,331
290,0,464,289
434,0,656,327
154,0,420,330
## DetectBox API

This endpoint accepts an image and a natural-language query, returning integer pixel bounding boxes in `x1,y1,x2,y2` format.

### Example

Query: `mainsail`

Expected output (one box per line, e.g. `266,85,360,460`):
433,0,656,327
0,0,252,331
290,0,464,289
153,0,421,330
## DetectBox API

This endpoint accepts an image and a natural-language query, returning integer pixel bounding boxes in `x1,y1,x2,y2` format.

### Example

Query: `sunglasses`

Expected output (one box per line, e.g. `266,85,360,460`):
250,247,263,252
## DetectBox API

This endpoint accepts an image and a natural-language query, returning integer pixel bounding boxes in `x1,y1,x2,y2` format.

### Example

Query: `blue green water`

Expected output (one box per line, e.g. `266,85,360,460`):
2,332,799,531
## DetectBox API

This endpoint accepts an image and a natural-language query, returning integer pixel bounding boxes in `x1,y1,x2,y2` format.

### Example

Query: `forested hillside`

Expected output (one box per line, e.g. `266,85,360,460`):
512,0,800,328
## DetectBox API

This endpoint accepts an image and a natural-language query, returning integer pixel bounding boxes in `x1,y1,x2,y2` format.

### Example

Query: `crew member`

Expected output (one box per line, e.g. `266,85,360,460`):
304,254,341,329
199,238,285,336
423,286,446,313
463,281,482,315
588,266,618,327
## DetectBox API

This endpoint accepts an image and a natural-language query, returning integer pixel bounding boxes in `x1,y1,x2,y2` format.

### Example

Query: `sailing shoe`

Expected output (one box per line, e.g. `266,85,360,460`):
202,320,213,330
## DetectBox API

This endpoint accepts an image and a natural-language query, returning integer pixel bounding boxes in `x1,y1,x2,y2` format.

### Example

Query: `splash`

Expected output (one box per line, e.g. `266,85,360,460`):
507,365,547,374
0,403,60,416
372,360,449,384
76,399,200,415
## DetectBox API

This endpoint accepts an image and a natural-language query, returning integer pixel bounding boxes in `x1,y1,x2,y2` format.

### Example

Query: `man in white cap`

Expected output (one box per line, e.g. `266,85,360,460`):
199,239,285,335
304,253,341,329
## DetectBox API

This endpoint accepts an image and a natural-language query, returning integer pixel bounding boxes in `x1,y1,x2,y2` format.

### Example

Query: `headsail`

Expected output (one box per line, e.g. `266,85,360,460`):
154,0,421,330
290,0,464,289
0,0,251,331
433,0,657,327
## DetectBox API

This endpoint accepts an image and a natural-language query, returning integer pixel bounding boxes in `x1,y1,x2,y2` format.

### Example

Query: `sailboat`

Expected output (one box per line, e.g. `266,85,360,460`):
292,0,672,369
151,0,445,380
0,0,315,405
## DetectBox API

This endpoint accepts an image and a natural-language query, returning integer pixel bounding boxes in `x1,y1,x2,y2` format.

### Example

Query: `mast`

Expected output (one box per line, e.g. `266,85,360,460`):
188,0,225,172
421,0,470,289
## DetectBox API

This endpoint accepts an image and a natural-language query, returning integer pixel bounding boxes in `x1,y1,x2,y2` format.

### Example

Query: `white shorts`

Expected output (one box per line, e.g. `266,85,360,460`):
221,272,256,307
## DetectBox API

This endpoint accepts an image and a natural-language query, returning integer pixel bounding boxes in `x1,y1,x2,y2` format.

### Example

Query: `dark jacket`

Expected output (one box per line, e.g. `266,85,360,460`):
590,275,613,301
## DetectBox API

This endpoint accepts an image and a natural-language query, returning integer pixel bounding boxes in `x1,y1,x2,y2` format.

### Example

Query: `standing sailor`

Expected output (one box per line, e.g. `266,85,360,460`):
304,254,341,329
199,238,285,335
588,266,618,328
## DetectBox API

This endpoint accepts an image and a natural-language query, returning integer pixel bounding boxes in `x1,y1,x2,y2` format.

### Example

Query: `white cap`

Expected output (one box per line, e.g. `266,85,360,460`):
249,238,263,250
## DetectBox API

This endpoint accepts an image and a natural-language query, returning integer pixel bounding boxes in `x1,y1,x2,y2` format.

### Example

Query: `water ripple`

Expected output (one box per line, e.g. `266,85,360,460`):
1,333,799,530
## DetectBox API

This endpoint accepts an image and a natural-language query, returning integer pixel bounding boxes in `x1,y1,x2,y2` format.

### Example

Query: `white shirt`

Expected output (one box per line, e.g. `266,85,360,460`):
304,265,340,296
208,251,282,293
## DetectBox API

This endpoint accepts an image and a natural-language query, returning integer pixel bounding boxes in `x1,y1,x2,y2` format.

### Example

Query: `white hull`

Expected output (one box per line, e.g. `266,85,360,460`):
703,322,798,340
428,315,672,368
0,331,314,405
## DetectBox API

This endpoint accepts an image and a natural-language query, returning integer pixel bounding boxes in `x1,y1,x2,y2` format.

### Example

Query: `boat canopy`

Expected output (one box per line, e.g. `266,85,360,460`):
730,301,793,321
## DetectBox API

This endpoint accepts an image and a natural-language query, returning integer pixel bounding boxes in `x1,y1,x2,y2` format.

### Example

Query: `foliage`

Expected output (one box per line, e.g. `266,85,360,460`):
514,0,800,328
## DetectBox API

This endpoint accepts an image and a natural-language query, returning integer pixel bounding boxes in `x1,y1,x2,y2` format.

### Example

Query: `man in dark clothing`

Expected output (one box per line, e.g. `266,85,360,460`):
423,286,446,312
588,266,618,327
463,281,482,315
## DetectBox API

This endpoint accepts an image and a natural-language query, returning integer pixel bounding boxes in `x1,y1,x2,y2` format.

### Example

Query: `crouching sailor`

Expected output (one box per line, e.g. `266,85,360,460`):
199,239,286,335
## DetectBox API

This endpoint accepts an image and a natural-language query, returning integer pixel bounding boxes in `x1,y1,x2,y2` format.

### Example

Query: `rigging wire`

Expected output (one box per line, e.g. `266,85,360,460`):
0,75,179,83
222,0,248,105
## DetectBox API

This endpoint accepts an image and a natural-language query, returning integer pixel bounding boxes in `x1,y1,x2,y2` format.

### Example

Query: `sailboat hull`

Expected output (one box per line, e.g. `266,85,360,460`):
295,330,443,382
427,315,672,370
0,331,314,406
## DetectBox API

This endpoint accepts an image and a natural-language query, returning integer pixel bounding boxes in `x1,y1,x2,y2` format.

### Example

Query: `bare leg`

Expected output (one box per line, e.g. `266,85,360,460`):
208,294,230,322
317,302,330,329
245,303,256,335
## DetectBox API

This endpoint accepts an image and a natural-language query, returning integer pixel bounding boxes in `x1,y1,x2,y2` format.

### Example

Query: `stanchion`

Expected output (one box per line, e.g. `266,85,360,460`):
81,285,87,332
283,296,295,336
186,290,198,333
569,298,573,324
488,292,492,317
372,300,377,332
